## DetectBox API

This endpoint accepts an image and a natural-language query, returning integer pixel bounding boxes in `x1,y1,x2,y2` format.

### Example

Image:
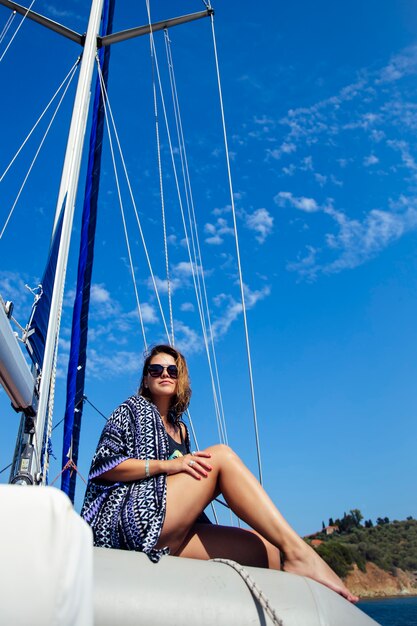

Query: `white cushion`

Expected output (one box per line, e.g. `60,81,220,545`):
0,485,93,626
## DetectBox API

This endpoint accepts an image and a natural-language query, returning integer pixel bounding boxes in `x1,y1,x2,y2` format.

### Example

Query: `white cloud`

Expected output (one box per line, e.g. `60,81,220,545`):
171,320,203,355
127,304,158,325
245,208,274,243
275,191,319,213
212,283,271,339
287,246,318,275
363,154,379,167
174,261,203,278
89,283,121,319
212,205,232,216
180,302,195,312
266,142,296,160
44,4,85,22
205,235,224,246
204,217,234,245
0,271,32,304
254,115,275,126
58,337,71,352
147,275,182,294
315,173,327,186
387,139,417,176
86,348,142,379
286,198,417,279
90,283,111,303
376,46,417,84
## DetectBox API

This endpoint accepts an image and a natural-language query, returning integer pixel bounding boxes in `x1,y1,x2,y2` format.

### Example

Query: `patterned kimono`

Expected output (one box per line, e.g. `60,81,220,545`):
81,394,188,562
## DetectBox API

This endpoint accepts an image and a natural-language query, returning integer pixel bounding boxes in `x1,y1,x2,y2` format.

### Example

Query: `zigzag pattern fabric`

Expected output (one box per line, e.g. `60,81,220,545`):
81,395,183,562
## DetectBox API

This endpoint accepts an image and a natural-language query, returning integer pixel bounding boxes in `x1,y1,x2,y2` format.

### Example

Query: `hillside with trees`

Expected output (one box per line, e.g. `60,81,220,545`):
305,510,417,596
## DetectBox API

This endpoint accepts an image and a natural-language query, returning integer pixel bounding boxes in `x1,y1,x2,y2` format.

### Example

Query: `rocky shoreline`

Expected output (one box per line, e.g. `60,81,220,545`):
344,563,417,599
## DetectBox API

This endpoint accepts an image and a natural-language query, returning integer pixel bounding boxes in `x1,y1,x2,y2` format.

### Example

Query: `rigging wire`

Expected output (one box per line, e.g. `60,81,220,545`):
144,1,223,523
0,394,107,480
146,6,226,524
96,57,148,351
0,0,36,64
148,29,174,346
0,462,12,476
0,59,79,240
145,11,228,446
0,11,16,46
0,58,80,184
163,29,233,524
95,58,172,343
83,395,108,421
164,29,229,446
209,13,263,484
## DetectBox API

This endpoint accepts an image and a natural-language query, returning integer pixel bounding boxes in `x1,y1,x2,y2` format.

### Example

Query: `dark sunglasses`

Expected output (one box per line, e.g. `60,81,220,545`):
147,364,178,379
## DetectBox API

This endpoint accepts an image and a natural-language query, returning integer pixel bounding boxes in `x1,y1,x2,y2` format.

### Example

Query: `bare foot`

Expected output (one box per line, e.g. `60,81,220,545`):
282,541,359,603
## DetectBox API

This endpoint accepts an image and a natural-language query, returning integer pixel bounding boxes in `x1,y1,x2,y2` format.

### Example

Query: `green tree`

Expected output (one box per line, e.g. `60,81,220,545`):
350,509,363,528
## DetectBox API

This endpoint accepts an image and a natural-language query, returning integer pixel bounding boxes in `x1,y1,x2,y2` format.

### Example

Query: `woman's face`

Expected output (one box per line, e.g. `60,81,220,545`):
145,352,178,402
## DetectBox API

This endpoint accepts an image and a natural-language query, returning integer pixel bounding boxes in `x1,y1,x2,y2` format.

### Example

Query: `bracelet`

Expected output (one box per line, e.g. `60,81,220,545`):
145,459,150,479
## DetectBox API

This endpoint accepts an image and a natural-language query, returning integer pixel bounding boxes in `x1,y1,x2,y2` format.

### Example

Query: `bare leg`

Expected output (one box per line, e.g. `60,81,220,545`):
157,444,357,602
173,524,280,570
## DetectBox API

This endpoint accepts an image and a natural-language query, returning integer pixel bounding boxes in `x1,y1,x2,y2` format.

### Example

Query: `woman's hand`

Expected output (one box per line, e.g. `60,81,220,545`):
164,452,212,480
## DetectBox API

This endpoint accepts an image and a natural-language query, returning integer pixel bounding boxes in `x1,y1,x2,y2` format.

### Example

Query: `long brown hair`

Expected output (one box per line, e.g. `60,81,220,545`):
138,344,191,420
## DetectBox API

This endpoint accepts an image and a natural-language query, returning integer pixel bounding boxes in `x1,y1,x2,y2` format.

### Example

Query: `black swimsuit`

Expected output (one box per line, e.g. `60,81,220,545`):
167,430,188,459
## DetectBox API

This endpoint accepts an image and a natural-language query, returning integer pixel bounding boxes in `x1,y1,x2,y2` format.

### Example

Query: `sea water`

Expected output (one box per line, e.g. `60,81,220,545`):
359,596,417,626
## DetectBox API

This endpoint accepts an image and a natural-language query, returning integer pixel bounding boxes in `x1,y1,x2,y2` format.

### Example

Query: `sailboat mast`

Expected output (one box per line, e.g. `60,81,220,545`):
34,0,104,482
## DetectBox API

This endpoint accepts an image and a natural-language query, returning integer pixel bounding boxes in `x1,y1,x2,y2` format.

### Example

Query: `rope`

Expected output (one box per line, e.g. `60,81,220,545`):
163,29,229,446
97,57,148,350
209,14,263,484
148,20,174,345
0,0,36,63
50,459,87,487
96,58,171,343
0,462,12,475
83,395,108,420
211,559,284,626
50,396,107,435
0,59,79,239
0,58,80,183
0,11,16,46
41,328,59,485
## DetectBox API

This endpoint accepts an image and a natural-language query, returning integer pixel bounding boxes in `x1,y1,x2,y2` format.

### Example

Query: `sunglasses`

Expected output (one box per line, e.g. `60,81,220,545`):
147,364,178,379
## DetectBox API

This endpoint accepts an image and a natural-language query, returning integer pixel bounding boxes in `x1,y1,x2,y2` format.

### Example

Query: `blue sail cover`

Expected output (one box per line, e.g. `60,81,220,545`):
61,0,115,501
26,201,65,370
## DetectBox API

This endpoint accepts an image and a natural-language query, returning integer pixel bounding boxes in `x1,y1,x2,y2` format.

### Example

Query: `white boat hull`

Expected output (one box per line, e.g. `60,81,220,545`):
94,546,379,626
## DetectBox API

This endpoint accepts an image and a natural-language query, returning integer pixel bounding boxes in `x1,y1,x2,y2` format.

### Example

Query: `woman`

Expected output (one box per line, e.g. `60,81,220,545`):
81,344,357,602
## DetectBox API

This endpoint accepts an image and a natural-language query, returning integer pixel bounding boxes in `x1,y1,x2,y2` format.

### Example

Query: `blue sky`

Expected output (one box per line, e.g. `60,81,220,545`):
1,0,417,535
